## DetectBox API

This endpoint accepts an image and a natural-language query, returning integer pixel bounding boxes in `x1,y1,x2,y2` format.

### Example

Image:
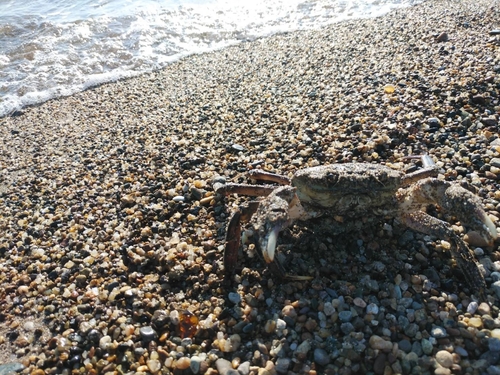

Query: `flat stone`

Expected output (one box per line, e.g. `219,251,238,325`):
0,363,25,375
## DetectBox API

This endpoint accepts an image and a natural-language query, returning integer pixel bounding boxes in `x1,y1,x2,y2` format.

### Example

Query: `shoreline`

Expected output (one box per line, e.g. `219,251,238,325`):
1,0,500,373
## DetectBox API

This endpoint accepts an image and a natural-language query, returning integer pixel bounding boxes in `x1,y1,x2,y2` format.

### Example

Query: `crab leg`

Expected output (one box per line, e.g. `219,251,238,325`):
400,211,486,298
248,169,291,185
401,155,439,186
223,201,262,274
213,182,276,197
398,177,497,297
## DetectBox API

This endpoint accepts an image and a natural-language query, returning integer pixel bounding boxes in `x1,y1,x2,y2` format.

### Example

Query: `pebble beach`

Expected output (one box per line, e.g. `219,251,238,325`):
1,0,500,374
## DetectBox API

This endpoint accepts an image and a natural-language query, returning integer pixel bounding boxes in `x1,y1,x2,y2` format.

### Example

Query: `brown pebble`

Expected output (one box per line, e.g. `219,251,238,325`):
176,357,191,370
282,305,297,319
353,297,366,308
477,302,490,315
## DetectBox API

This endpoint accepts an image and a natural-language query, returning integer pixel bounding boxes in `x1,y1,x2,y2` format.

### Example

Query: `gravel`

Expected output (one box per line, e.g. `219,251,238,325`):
0,0,499,374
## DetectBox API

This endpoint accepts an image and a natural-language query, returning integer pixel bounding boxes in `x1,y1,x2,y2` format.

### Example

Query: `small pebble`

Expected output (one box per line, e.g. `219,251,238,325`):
435,350,454,368
139,326,156,342
366,303,379,315
313,348,330,366
369,335,393,351
431,326,448,338
228,292,241,304
216,359,238,375
421,338,433,355
488,337,500,352
275,358,291,374
467,301,478,315
353,297,366,308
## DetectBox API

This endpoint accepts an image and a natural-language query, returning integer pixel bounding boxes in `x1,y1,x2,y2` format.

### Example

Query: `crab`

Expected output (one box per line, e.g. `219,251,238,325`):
213,156,497,297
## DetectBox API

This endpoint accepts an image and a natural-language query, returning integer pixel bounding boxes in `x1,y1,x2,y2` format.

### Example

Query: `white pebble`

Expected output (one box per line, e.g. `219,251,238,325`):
467,301,478,315
276,319,286,331
366,303,379,315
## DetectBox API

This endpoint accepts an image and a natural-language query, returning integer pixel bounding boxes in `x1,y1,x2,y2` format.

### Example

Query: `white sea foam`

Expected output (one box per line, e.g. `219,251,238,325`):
0,0,423,117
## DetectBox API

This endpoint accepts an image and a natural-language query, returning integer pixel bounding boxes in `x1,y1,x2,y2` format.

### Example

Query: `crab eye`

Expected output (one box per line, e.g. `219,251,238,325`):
326,172,338,184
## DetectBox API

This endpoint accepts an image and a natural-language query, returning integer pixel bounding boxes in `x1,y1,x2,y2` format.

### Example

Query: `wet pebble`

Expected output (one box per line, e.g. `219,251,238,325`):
139,326,156,342
314,348,330,366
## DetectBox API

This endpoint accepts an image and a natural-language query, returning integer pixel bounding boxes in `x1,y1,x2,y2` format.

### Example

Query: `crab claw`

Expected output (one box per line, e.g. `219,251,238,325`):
414,179,497,246
441,184,497,246
252,186,297,265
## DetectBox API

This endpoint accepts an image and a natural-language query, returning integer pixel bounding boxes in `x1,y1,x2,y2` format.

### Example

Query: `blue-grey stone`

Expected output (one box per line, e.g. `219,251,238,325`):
314,348,330,366
275,358,291,374
455,346,468,357
339,310,353,322
487,364,500,375
398,315,410,329
467,301,478,315
0,363,24,375
190,356,202,374
421,338,433,355
491,281,500,298
237,361,250,375
366,303,379,315
242,323,254,334
411,341,423,356
411,301,423,309
398,339,412,353
399,298,413,308
393,286,402,300
228,292,241,304
488,337,500,352
404,323,419,338
340,322,354,335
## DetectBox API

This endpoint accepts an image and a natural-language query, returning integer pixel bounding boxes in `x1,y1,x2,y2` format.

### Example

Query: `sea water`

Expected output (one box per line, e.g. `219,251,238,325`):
0,0,422,117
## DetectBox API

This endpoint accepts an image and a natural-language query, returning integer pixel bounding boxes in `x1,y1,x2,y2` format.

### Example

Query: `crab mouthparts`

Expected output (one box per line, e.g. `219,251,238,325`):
262,225,281,263
483,213,498,243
